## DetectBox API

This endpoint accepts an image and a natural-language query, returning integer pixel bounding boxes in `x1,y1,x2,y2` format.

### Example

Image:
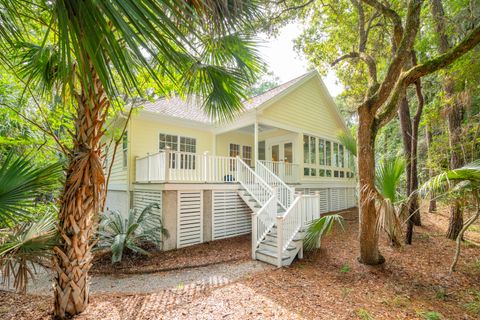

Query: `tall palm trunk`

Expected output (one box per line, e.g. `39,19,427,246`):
53,68,108,318
430,0,464,240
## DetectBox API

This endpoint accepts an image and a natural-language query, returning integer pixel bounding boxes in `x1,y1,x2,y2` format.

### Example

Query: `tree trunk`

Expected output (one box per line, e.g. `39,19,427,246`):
398,96,422,245
425,125,437,212
431,0,465,240
53,69,108,318
357,105,384,265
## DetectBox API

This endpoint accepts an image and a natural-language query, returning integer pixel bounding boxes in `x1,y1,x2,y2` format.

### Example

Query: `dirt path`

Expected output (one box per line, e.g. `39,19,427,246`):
2,260,272,296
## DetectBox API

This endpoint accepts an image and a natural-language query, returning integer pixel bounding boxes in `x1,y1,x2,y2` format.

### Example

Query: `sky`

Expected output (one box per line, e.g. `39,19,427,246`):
257,23,344,97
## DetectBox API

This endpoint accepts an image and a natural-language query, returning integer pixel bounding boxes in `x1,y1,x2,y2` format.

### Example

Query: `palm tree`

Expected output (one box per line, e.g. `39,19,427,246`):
420,160,480,272
0,1,262,317
0,152,62,293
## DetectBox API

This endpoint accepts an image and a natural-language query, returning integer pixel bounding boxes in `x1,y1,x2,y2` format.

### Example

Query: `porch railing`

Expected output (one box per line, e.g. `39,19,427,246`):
256,160,295,210
135,150,237,183
258,160,300,184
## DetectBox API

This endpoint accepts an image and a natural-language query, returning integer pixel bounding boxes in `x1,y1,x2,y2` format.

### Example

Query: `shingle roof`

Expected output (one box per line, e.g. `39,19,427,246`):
138,71,313,124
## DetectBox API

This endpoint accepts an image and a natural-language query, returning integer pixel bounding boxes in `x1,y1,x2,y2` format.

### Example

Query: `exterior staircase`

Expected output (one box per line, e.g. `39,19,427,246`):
237,158,307,267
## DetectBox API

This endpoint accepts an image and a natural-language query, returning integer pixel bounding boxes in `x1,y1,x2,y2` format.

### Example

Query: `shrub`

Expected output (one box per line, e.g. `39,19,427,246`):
97,203,169,263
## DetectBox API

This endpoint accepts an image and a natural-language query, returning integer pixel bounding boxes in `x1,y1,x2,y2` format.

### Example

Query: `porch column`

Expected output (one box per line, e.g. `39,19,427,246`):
254,121,259,165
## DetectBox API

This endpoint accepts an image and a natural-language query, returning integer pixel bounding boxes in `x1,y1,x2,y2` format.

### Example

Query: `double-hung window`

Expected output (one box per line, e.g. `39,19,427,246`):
122,131,128,168
159,133,196,169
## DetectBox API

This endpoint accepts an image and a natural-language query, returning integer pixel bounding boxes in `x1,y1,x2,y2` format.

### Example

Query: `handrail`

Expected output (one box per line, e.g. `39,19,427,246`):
237,157,274,205
256,160,295,210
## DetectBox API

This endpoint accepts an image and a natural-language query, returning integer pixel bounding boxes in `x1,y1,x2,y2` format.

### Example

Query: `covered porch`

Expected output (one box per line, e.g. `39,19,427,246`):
134,121,302,184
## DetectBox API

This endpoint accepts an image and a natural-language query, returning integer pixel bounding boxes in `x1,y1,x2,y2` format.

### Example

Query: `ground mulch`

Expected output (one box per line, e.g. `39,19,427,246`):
91,234,251,275
2,204,480,319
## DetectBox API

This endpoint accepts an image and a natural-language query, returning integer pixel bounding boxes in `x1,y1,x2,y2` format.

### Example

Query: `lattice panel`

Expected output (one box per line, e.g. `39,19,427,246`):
212,191,252,240
177,191,203,248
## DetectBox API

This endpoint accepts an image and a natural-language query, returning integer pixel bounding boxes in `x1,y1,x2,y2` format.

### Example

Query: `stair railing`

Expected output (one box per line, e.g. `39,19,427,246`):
236,157,277,258
255,160,295,210
276,196,302,267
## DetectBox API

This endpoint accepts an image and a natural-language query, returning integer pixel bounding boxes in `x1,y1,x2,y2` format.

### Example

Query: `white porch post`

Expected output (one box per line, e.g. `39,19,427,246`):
254,120,259,166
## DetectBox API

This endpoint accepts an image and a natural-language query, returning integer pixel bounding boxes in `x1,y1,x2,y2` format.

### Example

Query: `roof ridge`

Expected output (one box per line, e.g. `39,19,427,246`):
244,71,314,102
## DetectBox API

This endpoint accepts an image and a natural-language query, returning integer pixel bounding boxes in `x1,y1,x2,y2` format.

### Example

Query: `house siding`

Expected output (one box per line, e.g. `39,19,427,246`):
260,76,345,141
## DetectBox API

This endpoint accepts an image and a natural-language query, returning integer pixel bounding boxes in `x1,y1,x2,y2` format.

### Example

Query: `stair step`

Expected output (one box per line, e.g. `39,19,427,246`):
256,248,291,260
259,239,296,251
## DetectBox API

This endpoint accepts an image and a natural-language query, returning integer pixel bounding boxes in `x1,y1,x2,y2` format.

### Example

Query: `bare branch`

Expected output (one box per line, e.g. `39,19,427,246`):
360,0,403,47
271,0,315,20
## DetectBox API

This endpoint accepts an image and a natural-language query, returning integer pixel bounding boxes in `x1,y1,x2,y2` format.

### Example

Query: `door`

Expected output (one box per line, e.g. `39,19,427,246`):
269,141,294,180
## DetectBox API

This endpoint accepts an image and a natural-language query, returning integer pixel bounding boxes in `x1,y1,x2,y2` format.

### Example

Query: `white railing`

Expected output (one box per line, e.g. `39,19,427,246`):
135,150,237,183
276,197,302,266
259,160,300,184
256,160,295,210
236,157,277,258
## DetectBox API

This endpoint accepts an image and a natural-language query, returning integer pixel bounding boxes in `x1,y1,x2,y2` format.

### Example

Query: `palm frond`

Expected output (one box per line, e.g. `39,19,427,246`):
303,214,344,251
376,198,402,247
0,152,63,225
0,210,58,293
420,160,480,197
375,157,405,203
337,130,357,157
97,203,168,264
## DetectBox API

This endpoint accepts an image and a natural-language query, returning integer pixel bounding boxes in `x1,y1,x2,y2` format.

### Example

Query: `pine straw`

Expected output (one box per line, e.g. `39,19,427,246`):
91,234,251,275
2,206,480,319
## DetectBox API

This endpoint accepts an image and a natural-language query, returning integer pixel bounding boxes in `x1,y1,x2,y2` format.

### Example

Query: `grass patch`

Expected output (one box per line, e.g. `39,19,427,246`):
340,263,351,273
387,295,411,308
434,287,448,301
464,290,480,315
356,308,373,320
467,224,480,232
417,311,443,320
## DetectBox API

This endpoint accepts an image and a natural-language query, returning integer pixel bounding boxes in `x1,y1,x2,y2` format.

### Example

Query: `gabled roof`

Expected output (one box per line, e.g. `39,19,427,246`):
138,72,314,124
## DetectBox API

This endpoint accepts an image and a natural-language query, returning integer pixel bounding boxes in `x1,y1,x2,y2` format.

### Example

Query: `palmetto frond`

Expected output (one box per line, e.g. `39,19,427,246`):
0,152,62,225
337,130,357,157
303,214,344,251
420,160,480,197
0,210,58,293
375,157,405,203
0,0,262,118
97,203,168,264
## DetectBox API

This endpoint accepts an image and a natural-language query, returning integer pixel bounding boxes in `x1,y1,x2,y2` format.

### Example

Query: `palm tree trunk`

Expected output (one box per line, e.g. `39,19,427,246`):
53,68,108,318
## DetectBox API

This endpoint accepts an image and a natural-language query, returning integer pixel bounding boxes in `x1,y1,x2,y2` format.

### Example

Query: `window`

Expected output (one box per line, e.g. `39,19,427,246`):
339,145,344,167
333,143,339,167
303,135,309,164
319,139,325,165
242,145,252,166
229,143,240,157
159,134,196,169
180,137,196,153
334,170,339,178
122,131,128,168
326,141,331,166
159,133,178,151
339,171,345,178
258,141,265,161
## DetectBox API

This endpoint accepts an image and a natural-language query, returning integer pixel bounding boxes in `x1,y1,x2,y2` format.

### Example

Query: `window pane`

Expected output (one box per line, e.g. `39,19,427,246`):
159,133,178,151
310,168,316,176
242,145,252,166
304,167,310,176
303,135,309,164
326,141,331,166
339,145,344,167
334,170,339,177
339,171,345,178
258,141,266,161
310,136,316,164
319,139,325,165
333,143,339,167
229,144,240,157
326,170,332,177
319,169,325,177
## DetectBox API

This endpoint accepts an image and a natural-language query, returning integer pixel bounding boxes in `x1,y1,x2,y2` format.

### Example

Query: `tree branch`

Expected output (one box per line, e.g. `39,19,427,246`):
360,0,403,47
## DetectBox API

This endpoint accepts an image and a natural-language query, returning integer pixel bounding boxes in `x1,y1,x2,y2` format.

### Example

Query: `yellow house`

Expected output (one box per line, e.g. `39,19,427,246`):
105,71,356,267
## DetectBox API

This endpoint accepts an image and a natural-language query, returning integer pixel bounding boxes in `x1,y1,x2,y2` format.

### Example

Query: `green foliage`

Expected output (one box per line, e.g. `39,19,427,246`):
0,210,58,293
0,152,62,226
97,203,169,264
303,214,344,251
420,160,480,197
375,157,406,203
418,311,443,320
356,308,373,320
464,290,480,315
337,130,357,158
340,263,351,274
